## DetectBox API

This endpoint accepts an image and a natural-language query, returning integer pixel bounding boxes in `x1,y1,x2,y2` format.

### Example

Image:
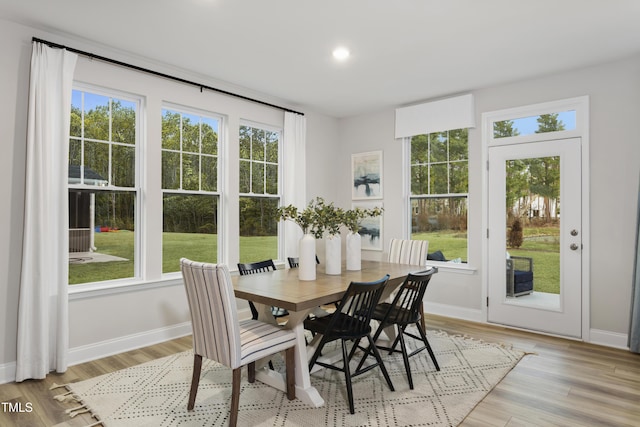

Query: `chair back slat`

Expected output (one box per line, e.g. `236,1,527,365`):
238,259,276,275
383,268,437,325
181,258,241,368
328,275,390,337
388,238,429,266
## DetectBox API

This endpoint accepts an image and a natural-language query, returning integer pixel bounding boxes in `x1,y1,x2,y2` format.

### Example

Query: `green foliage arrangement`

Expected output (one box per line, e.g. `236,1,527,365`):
313,198,345,236
343,206,383,233
276,197,323,238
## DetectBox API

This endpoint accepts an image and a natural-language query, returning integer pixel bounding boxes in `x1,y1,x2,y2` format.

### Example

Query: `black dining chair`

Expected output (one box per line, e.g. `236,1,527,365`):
356,268,439,390
304,274,394,414
287,255,320,268
237,259,288,320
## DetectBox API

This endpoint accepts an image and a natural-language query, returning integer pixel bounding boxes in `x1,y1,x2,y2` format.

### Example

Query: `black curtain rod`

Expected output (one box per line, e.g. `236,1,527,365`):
32,37,304,116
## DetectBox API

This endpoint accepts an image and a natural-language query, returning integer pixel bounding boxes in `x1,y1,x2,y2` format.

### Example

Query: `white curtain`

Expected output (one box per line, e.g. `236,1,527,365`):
282,112,307,258
630,173,640,353
16,42,77,381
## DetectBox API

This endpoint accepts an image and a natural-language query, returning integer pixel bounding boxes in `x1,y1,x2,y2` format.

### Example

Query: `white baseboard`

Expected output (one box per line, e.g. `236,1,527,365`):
423,302,484,323
67,321,193,367
0,361,16,385
589,328,629,350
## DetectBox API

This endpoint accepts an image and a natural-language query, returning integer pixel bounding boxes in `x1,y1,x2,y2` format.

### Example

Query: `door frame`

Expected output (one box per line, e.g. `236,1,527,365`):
481,96,590,340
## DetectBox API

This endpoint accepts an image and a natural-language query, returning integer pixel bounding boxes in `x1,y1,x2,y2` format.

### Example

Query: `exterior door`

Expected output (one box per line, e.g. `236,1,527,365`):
487,137,582,338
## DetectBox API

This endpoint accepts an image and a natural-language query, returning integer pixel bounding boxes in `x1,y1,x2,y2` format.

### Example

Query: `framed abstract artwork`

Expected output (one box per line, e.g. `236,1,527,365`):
352,151,382,200
353,201,383,251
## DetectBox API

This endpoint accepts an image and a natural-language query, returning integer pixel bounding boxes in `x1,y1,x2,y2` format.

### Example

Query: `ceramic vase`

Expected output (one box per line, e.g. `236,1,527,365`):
346,231,361,271
298,233,316,280
325,234,342,275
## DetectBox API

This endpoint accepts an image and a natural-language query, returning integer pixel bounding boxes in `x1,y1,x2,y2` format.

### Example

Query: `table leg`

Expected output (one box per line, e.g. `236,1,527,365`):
253,304,325,407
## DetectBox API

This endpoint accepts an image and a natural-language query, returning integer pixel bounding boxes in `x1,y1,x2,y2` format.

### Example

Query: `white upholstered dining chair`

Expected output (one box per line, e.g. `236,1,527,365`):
180,258,296,427
387,238,429,330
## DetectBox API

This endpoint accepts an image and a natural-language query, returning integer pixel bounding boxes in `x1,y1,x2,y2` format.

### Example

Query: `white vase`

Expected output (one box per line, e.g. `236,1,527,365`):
298,233,316,281
346,231,361,271
325,234,342,275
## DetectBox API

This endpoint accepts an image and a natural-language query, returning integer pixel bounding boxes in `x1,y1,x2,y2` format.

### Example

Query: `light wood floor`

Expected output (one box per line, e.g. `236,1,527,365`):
1,315,638,426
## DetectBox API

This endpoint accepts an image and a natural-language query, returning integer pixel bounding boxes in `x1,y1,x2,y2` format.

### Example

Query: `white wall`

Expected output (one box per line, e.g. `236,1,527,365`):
334,55,640,340
2,17,638,382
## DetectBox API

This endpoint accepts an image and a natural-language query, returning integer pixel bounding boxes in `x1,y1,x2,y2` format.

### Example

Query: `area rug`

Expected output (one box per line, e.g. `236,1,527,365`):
52,330,525,427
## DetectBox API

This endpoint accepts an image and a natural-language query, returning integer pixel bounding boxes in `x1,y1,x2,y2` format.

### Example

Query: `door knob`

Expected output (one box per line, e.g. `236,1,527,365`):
570,243,579,251
570,229,579,236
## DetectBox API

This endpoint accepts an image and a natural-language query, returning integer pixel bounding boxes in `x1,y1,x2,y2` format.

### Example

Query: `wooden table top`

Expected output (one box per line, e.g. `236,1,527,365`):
232,260,425,312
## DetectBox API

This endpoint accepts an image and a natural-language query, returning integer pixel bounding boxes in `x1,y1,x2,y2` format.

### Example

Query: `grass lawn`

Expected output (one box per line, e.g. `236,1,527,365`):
69,232,277,285
414,225,560,294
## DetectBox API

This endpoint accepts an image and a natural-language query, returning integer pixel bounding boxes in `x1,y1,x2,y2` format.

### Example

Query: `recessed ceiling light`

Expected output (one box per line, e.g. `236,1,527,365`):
332,47,350,61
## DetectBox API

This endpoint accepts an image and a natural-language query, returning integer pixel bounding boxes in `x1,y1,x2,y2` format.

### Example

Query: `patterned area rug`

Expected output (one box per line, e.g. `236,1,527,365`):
53,330,525,427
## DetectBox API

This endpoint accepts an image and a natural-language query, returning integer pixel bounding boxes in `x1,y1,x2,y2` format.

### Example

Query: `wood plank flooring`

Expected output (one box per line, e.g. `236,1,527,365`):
1,315,638,426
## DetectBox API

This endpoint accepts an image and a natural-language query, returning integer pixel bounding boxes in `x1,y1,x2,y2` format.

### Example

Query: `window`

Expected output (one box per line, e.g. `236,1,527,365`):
68,88,139,284
493,111,575,138
409,129,468,262
161,107,221,273
238,123,280,263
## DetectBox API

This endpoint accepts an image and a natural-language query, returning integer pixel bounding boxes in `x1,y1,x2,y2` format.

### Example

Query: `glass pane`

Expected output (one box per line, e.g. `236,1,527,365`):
182,153,200,191
411,165,428,195
252,130,265,161
252,162,265,194
182,113,200,154
239,126,251,160
112,145,135,187
111,99,136,144
69,139,81,167
430,163,448,194
429,132,447,163
162,109,181,150
449,161,468,193
84,141,109,184
239,196,278,263
506,156,560,297
68,191,136,284
410,134,428,164
265,131,278,163
70,91,82,137
239,160,251,193
162,151,180,189
201,117,218,155
265,163,278,194
410,197,467,262
162,193,218,273
494,111,576,138
449,129,468,161
201,155,217,192
83,93,110,141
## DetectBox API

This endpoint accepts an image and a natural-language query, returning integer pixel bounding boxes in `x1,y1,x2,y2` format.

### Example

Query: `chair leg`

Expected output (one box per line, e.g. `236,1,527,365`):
187,354,203,410
285,347,296,400
397,327,414,389
419,301,426,332
341,339,355,414
416,322,440,371
248,361,256,383
366,334,395,392
230,367,241,427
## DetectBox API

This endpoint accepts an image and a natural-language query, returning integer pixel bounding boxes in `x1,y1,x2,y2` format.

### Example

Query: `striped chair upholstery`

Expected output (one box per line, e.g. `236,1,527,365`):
387,239,429,330
180,258,296,426
388,238,429,266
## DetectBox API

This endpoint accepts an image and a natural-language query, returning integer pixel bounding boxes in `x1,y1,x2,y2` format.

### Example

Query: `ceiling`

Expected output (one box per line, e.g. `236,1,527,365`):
2,0,640,118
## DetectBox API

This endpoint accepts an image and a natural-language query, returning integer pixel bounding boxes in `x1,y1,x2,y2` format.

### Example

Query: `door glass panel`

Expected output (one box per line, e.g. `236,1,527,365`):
505,156,560,308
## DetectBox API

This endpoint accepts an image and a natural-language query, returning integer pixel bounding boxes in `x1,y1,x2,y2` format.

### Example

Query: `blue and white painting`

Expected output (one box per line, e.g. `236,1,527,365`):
352,151,382,200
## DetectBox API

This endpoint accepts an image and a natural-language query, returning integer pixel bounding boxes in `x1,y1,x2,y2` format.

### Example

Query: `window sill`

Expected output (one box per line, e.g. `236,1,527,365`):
426,261,477,275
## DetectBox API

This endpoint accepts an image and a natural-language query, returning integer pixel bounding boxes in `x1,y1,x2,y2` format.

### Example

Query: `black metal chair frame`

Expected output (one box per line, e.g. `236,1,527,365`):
287,255,320,268
356,268,439,390
304,274,394,414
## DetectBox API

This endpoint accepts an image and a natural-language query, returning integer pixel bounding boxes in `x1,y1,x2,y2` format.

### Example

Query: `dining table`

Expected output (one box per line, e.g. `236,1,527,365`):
231,259,426,407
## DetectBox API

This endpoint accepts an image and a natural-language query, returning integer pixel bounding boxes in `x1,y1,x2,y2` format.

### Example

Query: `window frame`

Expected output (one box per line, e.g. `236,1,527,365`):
238,120,283,263
160,103,224,275
405,128,472,270
68,83,143,288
